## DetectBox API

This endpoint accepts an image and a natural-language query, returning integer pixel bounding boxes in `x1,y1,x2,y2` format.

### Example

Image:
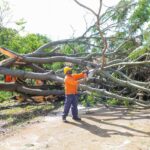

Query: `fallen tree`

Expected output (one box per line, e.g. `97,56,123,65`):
0,0,150,107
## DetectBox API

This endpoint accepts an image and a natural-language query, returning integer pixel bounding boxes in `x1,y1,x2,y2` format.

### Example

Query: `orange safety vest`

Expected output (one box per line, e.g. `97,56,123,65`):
64,73,86,95
5,75,13,82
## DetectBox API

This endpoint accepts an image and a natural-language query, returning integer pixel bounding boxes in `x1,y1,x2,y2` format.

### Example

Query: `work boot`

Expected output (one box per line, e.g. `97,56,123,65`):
72,117,81,121
62,116,67,123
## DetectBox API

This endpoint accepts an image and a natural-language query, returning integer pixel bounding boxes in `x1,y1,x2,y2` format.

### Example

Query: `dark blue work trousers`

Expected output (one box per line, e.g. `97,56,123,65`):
63,94,78,118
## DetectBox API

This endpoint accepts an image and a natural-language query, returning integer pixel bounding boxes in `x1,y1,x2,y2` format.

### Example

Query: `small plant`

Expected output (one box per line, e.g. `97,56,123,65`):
51,62,64,71
128,45,148,60
107,98,122,106
0,91,13,102
123,100,130,107
80,93,96,107
107,98,131,107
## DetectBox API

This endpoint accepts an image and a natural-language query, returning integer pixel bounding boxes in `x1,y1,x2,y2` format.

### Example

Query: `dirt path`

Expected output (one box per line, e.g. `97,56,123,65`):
0,106,150,150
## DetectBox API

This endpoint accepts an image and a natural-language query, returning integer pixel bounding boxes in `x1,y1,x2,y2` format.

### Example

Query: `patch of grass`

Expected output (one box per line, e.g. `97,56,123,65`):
0,99,57,129
0,91,13,102
1,107,24,115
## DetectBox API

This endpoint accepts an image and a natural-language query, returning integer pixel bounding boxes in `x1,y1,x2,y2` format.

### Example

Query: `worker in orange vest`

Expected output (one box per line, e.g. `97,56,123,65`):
62,66,88,122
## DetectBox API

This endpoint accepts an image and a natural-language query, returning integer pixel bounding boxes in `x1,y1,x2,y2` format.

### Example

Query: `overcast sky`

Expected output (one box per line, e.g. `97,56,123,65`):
6,0,119,40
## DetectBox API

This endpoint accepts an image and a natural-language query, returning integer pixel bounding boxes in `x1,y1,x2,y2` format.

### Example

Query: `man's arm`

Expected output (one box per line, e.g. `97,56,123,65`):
72,72,87,80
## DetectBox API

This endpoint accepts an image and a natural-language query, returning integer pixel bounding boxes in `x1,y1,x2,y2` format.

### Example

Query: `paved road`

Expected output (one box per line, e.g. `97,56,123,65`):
0,106,150,150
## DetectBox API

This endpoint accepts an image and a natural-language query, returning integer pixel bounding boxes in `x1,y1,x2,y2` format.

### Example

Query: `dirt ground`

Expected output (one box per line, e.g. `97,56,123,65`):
0,105,150,150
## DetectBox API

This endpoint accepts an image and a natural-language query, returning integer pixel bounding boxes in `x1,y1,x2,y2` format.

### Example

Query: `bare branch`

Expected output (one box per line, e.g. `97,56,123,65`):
73,0,97,16
0,83,64,96
105,61,150,69
98,0,103,16
100,71,150,93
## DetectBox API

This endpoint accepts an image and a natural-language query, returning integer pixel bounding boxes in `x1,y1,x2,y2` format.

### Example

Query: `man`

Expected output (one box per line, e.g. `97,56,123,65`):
62,66,88,122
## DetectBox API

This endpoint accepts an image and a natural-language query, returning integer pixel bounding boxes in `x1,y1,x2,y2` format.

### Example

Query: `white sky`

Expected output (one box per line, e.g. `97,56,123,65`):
6,0,119,40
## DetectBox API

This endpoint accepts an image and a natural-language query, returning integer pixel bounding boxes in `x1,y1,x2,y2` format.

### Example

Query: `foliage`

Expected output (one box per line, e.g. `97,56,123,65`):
62,44,86,55
129,30,150,59
143,28,150,43
51,62,64,71
80,93,98,107
0,27,18,48
129,0,150,33
107,98,121,106
0,91,13,102
112,72,121,79
20,33,49,54
97,0,150,58
128,45,149,59
111,0,132,23
0,27,50,54
106,98,132,107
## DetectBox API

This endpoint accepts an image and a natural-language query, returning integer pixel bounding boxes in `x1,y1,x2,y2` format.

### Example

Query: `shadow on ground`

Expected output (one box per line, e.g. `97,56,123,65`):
67,106,150,138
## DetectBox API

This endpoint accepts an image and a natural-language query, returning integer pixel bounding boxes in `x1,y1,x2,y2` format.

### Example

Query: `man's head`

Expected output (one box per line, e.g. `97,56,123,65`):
64,67,72,75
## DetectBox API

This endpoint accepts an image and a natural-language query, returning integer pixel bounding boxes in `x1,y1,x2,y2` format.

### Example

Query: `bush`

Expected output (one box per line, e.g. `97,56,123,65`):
107,98,121,106
80,93,97,107
107,98,131,107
